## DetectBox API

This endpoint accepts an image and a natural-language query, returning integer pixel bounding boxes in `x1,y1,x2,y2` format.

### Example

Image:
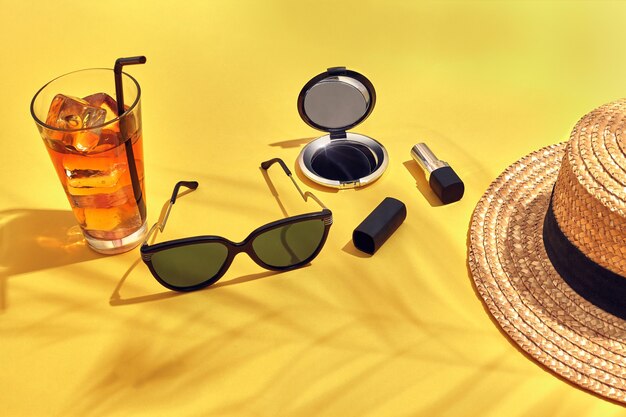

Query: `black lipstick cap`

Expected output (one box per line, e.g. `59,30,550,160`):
352,197,406,255
430,166,464,204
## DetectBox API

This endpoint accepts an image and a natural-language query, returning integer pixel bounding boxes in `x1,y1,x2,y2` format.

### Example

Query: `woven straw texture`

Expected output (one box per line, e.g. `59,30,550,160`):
554,100,626,275
469,100,626,403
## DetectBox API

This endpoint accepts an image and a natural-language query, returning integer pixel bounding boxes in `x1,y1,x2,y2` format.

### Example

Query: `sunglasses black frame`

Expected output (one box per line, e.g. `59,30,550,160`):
140,158,333,292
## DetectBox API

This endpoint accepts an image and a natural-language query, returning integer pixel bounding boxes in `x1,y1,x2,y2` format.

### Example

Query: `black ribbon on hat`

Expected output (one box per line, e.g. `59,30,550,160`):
543,198,626,319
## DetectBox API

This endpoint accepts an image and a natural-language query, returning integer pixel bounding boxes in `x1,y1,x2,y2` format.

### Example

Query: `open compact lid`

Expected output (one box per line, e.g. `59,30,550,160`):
297,67,388,189
298,67,376,134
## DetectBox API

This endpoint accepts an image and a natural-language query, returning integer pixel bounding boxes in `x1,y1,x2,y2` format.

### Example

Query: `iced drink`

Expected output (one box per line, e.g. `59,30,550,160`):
31,69,147,254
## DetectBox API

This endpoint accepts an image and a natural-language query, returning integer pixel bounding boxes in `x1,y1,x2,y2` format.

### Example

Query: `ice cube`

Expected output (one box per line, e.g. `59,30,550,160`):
63,154,125,192
83,207,122,231
73,131,101,152
46,94,107,130
83,197,142,239
83,93,119,122
70,186,130,209
92,129,122,153
66,165,123,189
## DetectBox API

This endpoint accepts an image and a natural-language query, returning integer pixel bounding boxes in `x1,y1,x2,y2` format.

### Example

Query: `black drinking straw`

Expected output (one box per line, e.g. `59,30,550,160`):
114,56,147,222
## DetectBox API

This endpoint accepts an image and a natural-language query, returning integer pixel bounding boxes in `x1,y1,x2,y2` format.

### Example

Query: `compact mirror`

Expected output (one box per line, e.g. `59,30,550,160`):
297,67,388,189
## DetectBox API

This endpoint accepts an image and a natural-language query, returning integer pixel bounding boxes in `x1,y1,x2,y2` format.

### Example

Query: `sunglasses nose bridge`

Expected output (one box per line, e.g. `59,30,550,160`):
228,238,264,266
229,240,250,257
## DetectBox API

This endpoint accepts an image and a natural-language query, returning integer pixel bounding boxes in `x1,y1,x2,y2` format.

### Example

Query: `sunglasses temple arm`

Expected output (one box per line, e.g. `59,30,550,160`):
260,158,327,209
143,222,161,245
142,180,199,246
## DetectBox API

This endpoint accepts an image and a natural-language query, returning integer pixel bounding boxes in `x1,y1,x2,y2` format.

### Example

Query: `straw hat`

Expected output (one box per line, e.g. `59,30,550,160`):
469,99,626,403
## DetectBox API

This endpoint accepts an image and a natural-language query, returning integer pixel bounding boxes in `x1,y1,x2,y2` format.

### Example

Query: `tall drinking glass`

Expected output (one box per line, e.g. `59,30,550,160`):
31,69,147,254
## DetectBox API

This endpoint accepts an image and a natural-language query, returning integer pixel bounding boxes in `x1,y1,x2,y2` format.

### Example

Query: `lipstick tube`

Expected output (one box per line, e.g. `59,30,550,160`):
411,143,464,204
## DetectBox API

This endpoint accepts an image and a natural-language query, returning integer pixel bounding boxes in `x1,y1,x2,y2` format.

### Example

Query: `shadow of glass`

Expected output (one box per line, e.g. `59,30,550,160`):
0,208,101,310
402,160,443,207
268,137,315,148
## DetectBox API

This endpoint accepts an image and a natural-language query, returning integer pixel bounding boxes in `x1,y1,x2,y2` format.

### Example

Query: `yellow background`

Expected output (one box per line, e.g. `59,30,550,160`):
2,0,626,415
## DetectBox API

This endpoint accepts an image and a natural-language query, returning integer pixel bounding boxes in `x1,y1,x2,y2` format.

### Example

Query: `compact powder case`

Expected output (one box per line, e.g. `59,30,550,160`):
297,67,388,189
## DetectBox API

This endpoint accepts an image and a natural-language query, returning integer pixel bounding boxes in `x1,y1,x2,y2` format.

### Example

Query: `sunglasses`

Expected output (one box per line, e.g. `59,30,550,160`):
140,158,333,291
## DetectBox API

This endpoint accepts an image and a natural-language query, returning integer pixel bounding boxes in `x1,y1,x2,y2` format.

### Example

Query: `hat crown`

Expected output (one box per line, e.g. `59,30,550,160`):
552,100,626,276
570,101,626,209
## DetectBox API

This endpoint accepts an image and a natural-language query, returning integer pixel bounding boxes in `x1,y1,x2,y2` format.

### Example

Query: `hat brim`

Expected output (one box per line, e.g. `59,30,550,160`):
469,142,626,403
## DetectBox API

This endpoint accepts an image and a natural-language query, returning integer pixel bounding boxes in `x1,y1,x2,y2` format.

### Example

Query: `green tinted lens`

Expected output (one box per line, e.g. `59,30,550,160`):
252,219,325,268
150,242,228,288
